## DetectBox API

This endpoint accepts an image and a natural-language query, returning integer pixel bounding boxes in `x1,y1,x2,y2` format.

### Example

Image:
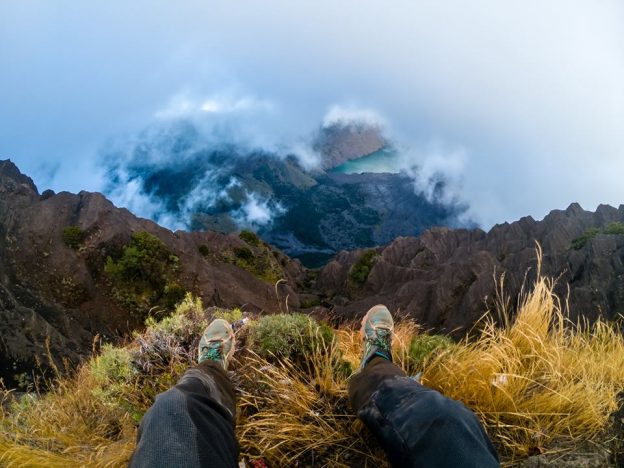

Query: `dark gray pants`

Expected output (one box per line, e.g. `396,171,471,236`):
129,360,238,468
130,358,499,467
349,357,500,467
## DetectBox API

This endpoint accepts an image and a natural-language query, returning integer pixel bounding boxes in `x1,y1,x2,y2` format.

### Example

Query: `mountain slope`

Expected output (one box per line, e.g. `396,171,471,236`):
0,160,304,388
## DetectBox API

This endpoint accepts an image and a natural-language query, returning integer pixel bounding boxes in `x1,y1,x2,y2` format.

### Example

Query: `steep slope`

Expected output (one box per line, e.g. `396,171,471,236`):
318,203,624,334
0,160,304,388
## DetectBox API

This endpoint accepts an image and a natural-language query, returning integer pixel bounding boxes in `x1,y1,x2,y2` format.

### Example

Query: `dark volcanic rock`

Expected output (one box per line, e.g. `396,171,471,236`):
0,160,304,388
318,204,624,334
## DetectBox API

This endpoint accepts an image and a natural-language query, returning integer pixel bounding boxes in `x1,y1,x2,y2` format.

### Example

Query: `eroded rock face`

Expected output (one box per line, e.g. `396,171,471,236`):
0,160,304,387
318,204,624,334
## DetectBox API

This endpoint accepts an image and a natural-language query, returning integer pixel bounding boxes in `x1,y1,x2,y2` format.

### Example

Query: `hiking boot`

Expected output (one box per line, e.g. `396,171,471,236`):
359,304,394,370
198,319,235,369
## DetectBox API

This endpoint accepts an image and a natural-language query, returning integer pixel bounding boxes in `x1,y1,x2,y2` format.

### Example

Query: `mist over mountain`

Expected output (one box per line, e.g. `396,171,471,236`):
103,119,469,266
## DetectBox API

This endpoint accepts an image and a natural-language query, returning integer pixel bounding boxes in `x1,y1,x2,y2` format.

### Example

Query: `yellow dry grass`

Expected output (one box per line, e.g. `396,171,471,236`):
422,272,624,458
1,268,623,466
0,366,137,467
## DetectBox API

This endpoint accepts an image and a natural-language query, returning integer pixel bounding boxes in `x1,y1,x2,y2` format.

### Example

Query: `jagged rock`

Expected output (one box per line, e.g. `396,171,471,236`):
319,206,624,334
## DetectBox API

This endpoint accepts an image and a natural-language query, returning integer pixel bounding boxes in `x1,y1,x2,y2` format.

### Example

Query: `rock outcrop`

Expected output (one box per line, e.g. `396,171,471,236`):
318,204,624,334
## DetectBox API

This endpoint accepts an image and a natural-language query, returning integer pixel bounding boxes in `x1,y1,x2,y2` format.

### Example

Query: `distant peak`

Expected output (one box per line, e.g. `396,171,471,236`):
312,123,387,170
0,159,39,194
563,202,585,216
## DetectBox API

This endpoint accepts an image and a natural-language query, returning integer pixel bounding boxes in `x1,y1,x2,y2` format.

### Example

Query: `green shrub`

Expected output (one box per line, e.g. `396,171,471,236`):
251,313,335,360
143,293,207,339
105,231,186,319
198,244,210,256
105,231,177,282
571,228,600,250
604,222,624,235
239,230,260,246
90,344,134,385
571,222,624,249
226,244,283,284
213,307,244,323
233,246,254,262
349,249,377,286
62,226,86,249
408,334,454,368
300,297,321,309
162,282,187,310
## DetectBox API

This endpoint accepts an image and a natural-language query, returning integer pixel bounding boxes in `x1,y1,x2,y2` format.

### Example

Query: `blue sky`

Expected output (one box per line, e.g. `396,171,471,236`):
1,1,623,228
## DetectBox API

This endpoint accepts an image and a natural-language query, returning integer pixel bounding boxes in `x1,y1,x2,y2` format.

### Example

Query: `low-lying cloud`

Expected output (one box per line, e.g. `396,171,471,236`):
2,1,623,229
101,106,468,235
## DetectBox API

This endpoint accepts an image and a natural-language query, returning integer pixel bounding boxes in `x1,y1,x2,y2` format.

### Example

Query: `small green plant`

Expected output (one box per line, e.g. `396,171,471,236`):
162,282,186,310
90,344,134,385
62,226,86,249
300,297,322,309
250,313,334,361
213,307,244,323
349,249,377,286
143,293,207,339
239,230,260,246
408,334,454,369
571,228,600,250
89,344,136,411
198,244,210,256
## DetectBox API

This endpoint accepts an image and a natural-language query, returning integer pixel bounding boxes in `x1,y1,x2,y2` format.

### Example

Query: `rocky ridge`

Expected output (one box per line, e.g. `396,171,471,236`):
318,204,624,334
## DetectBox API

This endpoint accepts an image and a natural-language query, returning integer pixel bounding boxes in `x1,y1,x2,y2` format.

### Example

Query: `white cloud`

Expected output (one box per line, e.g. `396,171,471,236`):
155,92,274,120
3,1,624,228
399,145,468,206
233,192,285,227
107,173,185,231
322,105,385,128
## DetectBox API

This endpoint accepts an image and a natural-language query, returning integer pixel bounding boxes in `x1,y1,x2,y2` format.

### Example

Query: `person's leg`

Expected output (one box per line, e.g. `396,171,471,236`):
349,305,500,468
130,319,239,468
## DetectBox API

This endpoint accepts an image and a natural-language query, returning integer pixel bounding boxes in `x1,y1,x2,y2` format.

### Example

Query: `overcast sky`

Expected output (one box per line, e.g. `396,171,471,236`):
1,0,623,228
